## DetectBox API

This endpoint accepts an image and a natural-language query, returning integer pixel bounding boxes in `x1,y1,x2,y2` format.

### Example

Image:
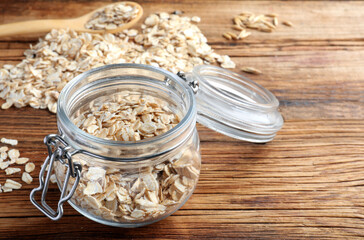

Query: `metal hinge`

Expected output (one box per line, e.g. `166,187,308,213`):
177,71,199,94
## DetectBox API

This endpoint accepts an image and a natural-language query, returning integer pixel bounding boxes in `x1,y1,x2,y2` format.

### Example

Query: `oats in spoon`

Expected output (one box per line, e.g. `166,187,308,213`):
85,2,140,30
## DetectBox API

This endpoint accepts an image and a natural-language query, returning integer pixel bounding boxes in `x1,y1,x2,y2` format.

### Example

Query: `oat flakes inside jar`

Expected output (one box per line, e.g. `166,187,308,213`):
30,64,283,227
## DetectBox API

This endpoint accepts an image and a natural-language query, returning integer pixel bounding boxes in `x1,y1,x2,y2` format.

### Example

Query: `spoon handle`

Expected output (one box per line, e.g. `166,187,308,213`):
0,19,70,37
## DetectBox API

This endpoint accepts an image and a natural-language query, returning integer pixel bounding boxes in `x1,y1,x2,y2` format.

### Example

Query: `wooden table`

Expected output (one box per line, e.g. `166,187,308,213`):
0,0,363,239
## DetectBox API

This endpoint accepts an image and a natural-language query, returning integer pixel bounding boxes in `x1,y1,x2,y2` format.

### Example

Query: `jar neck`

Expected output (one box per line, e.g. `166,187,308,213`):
57,64,196,161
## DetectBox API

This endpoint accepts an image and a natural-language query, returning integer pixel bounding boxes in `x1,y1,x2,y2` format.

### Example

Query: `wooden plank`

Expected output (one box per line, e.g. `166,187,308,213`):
1,1,364,41
0,0,363,239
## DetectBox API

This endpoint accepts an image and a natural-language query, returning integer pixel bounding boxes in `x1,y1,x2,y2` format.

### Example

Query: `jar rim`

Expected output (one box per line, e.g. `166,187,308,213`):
57,63,196,154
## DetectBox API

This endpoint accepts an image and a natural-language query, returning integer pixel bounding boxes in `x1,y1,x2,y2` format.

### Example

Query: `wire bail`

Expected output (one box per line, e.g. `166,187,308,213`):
30,134,82,221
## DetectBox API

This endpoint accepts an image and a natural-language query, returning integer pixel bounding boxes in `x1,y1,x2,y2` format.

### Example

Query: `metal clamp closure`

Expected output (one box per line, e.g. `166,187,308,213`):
177,71,199,94
30,134,82,221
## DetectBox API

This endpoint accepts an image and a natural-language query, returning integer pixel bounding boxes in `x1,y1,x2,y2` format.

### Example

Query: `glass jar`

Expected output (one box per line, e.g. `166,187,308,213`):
30,64,283,227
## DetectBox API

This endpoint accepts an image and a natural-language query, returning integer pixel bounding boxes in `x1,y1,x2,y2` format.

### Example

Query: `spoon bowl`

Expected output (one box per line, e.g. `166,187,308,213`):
0,1,143,38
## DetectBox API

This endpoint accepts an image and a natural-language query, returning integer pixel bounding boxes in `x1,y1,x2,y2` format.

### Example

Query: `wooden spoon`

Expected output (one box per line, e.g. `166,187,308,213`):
0,2,143,37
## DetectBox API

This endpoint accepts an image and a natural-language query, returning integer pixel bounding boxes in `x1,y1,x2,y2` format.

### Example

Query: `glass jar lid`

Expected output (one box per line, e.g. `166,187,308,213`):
185,65,283,143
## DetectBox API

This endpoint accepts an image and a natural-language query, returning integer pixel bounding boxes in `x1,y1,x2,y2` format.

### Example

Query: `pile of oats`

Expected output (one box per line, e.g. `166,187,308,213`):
73,92,180,141
85,3,140,30
0,139,35,193
0,12,234,113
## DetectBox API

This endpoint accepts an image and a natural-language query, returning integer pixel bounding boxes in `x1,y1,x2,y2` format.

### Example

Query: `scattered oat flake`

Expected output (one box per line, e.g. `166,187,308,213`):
222,32,232,40
219,55,236,69
232,25,244,31
265,13,278,18
8,149,20,161
5,167,21,175
15,157,29,165
2,186,12,192
4,179,22,189
25,162,35,173
0,146,8,152
22,172,33,184
227,32,238,40
241,67,262,75
191,16,201,23
0,152,7,161
282,21,293,27
1,138,18,146
0,161,10,170
238,30,251,39
273,17,278,26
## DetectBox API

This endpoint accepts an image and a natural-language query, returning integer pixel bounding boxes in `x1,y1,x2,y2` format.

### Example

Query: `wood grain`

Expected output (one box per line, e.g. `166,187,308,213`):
0,0,363,239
